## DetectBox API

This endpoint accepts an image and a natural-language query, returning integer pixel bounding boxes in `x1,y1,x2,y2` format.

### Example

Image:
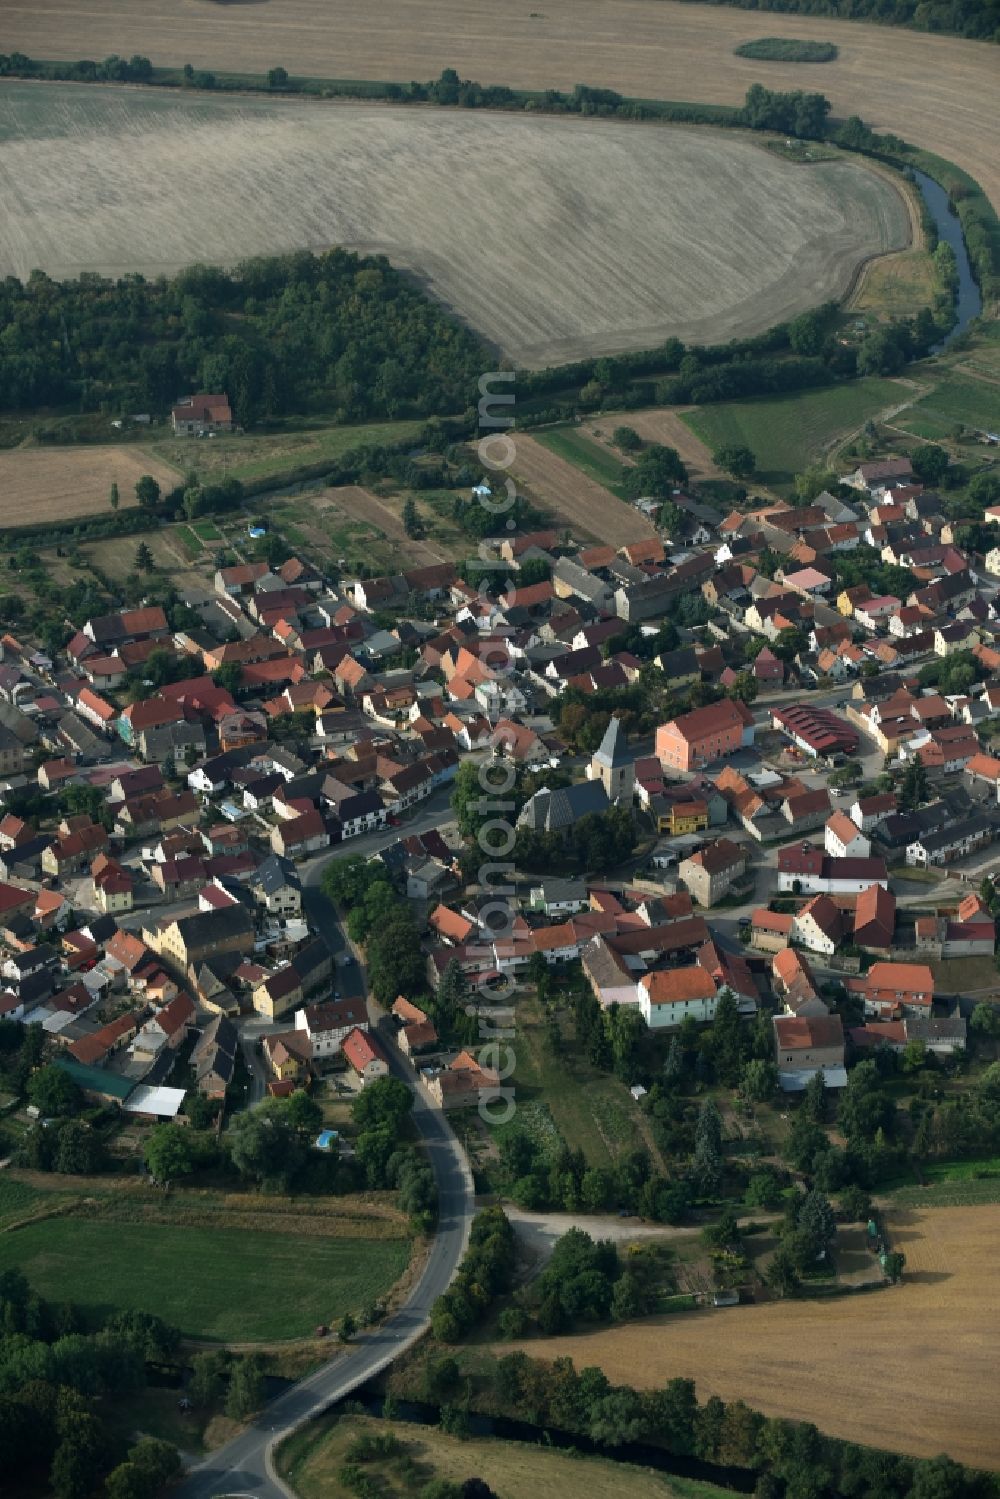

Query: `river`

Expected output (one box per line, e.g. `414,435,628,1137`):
910,168,983,350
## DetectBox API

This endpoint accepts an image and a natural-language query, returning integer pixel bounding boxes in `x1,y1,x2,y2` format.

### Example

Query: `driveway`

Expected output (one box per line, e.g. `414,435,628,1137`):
504,1204,703,1262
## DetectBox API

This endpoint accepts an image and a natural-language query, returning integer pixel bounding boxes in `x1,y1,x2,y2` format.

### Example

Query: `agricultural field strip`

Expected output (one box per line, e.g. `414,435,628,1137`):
4,0,999,214
509,433,656,543
0,84,909,365
0,444,179,525
679,376,912,489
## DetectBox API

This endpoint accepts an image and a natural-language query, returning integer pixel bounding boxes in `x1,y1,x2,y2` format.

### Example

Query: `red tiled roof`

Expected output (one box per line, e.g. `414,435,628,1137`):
342,1026,386,1071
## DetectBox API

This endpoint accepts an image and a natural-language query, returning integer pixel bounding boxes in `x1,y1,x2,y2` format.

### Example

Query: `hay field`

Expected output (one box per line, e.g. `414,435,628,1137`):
507,1205,1000,1470
0,444,179,525
3,0,998,213
511,434,656,544
0,83,908,365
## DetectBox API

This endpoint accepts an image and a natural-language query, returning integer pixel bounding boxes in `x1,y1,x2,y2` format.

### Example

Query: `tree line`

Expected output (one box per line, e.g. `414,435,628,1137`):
480,1350,991,1498
675,0,999,42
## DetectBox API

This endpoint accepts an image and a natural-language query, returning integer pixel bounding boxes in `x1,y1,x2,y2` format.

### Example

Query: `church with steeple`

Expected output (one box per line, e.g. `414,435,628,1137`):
589,716,635,803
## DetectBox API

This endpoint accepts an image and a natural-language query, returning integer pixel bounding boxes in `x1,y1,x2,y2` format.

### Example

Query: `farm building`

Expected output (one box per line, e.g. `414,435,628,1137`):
771,705,858,760
171,392,233,435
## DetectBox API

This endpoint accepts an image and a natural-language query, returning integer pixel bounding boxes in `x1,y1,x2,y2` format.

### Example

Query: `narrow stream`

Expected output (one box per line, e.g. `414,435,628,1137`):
910,168,983,350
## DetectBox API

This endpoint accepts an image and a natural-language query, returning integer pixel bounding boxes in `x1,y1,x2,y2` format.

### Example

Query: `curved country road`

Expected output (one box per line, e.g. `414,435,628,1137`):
174,863,475,1499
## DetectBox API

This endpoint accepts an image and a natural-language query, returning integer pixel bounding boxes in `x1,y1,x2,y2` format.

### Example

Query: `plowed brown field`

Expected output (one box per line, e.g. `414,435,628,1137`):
4,0,997,212
504,1205,1000,1470
511,434,656,544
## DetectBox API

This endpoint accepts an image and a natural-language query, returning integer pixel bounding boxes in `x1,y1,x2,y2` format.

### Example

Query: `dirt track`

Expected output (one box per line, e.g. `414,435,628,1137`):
511,434,656,544
505,1204,1000,1470
4,0,998,214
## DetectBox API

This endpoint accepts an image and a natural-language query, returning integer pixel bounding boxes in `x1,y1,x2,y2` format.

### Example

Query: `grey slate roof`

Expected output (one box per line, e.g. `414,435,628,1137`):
518,779,610,832
255,853,301,897
592,716,632,770
912,814,994,854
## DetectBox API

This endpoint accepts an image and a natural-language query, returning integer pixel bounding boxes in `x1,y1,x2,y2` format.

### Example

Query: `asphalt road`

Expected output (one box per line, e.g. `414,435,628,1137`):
175,858,474,1499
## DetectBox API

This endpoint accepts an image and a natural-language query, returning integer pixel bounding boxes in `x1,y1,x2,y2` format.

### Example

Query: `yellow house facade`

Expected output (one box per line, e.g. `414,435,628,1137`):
658,800,710,835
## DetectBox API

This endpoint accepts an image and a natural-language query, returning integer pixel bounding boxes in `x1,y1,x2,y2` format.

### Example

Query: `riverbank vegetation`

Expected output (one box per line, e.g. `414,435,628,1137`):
278,1411,735,1499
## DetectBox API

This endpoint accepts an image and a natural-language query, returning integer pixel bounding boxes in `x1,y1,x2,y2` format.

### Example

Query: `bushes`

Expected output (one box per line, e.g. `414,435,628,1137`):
734,38,838,61
430,1206,516,1342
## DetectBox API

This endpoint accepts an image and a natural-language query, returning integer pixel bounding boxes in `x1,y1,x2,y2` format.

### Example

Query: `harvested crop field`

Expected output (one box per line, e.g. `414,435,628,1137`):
0,83,909,365
510,434,656,544
0,444,179,526
588,410,727,487
4,0,998,215
507,1205,1000,1470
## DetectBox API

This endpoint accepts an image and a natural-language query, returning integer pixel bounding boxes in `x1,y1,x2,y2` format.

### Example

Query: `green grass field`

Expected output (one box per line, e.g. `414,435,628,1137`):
499,995,647,1167
148,418,423,487
0,1176,43,1226
190,517,223,541
0,1219,411,1340
681,377,904,490
892,372,1000,441
534,426,629,498
175,525,204,560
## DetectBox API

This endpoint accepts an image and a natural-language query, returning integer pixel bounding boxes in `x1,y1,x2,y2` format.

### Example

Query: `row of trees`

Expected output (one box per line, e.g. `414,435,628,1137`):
430,1206,517,1342
0,52,153,82
485,1352,986,1497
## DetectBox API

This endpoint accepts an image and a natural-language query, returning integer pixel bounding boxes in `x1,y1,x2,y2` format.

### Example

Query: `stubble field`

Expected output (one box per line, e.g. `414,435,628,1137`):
3,0,998,214
0,83,909,364
0,444,179,525
506,1205,1000,1470
510,434,656,544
